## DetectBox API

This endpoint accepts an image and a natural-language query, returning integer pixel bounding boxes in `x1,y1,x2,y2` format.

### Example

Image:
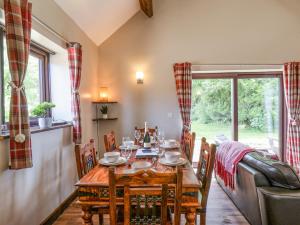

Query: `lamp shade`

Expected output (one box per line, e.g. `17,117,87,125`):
136,71,144,84
99,87,109,102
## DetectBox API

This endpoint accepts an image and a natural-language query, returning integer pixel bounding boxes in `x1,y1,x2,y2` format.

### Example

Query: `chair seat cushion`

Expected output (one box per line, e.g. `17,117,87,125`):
243,152,300,189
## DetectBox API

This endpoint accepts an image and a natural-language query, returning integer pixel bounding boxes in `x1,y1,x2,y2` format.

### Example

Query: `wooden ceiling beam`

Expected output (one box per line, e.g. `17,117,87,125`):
139,0,153,17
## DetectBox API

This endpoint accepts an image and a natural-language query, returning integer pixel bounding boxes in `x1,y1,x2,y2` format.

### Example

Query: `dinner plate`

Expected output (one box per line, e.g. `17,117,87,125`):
158,157,187,166
132,161,152,170
119,145,140,150
99,157,127,166
160,143,180,149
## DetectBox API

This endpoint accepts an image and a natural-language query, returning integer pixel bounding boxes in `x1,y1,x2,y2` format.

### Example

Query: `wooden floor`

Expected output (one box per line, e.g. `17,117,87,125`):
53,179,249,225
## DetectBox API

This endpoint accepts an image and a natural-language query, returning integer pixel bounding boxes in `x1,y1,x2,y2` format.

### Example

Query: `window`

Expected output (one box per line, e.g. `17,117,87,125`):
191,72,284,157
0,29,50,124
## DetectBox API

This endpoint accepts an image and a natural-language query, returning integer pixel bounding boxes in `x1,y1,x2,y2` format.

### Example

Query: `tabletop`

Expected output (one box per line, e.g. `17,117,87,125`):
76,149,200,190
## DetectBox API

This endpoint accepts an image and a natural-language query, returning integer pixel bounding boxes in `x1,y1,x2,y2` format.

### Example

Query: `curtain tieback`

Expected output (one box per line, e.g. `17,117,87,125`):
288,115,300,126
183,123,191,131
9,82,26,143
72,89,79,95
290,118,300,126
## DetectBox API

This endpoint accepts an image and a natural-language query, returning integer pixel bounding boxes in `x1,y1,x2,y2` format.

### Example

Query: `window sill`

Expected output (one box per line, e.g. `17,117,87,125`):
0,122,72,141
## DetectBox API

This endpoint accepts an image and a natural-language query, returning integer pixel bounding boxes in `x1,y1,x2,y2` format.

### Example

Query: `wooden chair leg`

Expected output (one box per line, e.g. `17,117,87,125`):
200,212,206,225
99,213,103,225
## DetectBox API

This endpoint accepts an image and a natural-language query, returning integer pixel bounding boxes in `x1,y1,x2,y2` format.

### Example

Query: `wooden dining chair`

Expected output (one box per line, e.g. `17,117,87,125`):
74,139,97,179
195,137,217,225
74,139,107,225
182,130,196,163
104,131,117,152
109,167,183,225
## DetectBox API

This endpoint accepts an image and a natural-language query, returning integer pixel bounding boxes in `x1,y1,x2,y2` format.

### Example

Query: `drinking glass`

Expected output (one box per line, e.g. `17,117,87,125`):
134,130,141,144
157,130,165,146
153,131,158,145
122,137,130,146
157,147,165,159
121,137,130,157
124,147,132,165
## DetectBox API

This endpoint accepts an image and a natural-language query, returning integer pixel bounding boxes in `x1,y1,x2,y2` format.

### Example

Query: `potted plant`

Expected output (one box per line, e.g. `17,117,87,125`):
32,102,56,129
100,105,108,119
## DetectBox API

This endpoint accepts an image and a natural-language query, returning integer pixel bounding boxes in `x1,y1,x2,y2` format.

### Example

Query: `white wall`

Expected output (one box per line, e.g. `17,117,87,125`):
50,44,72,122
0,0,99,224
0,128,76,225
28,0,100,143
97,0,300,155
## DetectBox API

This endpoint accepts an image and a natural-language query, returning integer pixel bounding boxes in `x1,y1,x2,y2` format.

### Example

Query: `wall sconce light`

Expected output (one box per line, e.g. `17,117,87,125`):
136,71,144,84
99,87,109,102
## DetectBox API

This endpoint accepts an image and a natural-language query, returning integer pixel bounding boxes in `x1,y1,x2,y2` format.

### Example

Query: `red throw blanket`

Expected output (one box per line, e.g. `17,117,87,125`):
215,141,253,189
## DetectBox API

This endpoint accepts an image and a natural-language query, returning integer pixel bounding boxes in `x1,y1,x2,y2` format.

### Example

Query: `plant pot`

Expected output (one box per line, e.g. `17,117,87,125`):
102,114,108,119
38,117,52,129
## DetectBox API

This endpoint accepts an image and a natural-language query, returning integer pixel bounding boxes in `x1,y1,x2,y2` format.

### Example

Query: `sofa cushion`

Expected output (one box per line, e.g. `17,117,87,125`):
242,152,300,189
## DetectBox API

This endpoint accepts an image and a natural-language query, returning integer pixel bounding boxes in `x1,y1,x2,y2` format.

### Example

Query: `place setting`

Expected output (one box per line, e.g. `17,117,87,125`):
160,139,180,149
118,136,140,150
158,151,187,166
99,151,127,166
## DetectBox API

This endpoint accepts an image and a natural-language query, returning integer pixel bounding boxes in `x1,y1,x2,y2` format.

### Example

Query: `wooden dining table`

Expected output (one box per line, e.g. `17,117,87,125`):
75,148,201,225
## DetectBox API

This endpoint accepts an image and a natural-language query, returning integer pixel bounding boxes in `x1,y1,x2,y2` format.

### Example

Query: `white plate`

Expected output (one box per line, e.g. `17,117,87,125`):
132,161,152,170
99,157,127,166
119,145,140,150
158,157,187,166
160,143,180,149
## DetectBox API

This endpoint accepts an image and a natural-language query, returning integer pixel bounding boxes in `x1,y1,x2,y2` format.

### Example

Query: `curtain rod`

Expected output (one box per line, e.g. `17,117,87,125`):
32,15,71,46
192,63,283,66
0,23,56,55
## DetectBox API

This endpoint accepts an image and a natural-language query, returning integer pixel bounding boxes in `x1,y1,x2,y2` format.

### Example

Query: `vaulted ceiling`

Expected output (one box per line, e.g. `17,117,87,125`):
54,0,141,46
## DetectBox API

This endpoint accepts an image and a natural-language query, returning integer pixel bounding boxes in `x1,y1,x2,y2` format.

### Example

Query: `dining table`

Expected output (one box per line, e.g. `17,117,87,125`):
75,145,201,225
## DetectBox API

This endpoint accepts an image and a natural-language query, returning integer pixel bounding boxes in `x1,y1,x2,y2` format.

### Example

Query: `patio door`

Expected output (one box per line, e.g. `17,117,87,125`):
191,72,283,161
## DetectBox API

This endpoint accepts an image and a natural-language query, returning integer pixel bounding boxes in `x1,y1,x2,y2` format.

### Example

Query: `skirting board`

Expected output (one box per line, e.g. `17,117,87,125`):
40,190,77,225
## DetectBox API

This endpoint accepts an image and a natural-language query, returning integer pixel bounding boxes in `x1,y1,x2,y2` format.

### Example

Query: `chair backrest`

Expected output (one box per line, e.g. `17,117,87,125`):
109,167,183,225
196,137,216,208
74,139,97,179
183,130,196,163
135,126,158,139
104,131,117,152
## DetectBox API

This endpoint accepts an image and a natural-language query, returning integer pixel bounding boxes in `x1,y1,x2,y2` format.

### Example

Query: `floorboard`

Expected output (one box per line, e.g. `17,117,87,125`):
53,179,250,225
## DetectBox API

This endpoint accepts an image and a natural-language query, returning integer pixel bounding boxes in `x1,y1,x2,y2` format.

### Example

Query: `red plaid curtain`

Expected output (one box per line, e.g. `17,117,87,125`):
4,0,32,169
283,62,300,174
173,62,192,147
68,43,82,144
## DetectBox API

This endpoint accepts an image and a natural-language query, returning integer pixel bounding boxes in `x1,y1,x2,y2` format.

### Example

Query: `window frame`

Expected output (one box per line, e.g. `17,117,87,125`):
192,71,285,160
0,29,51,125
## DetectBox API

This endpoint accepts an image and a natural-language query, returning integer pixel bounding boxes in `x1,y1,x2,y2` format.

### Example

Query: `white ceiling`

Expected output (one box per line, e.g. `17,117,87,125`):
54,0,140,46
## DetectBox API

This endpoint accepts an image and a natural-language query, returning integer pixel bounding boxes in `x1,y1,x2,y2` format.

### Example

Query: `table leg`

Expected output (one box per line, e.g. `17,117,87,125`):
185,208,196,225
82,205,93,225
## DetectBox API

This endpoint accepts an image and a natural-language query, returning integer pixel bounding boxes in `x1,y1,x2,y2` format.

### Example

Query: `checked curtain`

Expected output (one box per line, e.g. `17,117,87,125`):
4,0,32,169
283,62,300,174
68,43,82,144
173,62,192,149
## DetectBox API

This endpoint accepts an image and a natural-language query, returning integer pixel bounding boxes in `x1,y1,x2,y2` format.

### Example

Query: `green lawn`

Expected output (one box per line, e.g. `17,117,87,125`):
191,122,278,149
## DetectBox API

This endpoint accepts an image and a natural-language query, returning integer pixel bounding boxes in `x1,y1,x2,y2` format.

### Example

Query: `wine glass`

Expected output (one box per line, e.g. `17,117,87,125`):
157,130,165,146
121,137,130,157
153,130,158,145
134,130,141,144
157,147,165,159
124,146,132,165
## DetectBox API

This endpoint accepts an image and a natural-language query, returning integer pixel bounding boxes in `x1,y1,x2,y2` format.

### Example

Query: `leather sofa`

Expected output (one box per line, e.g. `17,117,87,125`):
215,152,300,225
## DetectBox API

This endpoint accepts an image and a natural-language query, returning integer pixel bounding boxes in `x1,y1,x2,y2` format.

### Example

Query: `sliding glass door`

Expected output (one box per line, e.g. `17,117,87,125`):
192,79,232,143
238,78,280,152
191,73,283,159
